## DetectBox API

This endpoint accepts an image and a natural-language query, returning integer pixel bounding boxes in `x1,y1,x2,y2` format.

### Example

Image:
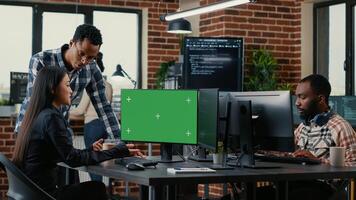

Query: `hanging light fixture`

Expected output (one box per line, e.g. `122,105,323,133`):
160,0,256,22
167,18,192,34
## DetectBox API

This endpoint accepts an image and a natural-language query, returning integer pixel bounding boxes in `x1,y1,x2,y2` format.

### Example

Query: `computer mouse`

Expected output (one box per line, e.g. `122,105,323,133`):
126,162,145,170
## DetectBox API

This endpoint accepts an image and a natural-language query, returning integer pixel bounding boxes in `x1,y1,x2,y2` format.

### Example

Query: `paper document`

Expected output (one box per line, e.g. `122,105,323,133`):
167,167,216,174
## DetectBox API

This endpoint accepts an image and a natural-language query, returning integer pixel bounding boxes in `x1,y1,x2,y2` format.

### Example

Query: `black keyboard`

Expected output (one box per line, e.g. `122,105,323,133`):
115,157,158,167
254,154,321,165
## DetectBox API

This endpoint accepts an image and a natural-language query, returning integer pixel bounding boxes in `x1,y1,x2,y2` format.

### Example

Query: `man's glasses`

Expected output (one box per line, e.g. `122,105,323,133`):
74,43,96,63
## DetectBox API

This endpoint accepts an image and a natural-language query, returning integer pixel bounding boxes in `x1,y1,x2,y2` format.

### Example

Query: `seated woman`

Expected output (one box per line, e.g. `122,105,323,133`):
12,67,141,200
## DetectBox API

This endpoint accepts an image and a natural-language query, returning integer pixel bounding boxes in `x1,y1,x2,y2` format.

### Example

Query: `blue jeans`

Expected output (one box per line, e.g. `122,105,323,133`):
84,119,108,182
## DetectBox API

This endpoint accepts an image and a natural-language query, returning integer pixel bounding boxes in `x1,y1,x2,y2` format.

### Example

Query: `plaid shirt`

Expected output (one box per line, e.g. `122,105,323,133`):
15,44,119,139
294,111,356,165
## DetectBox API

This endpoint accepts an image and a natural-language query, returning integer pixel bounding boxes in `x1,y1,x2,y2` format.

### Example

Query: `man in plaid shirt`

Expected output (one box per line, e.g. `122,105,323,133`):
15,24,119,140
293,74,356,165
257,74,354,200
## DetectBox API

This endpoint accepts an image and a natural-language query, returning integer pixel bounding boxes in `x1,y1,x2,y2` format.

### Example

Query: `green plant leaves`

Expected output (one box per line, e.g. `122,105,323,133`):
155,60,176,89
245,49,283,91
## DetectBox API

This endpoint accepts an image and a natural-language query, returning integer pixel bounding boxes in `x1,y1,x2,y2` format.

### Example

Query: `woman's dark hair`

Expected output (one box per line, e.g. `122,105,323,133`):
13,67,67,167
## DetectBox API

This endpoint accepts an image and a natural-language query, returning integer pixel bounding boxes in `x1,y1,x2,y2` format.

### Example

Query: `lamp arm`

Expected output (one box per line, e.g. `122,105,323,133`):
121,69,137,88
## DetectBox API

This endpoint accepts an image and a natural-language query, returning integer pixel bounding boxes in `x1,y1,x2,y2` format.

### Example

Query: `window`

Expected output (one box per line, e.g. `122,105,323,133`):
314,1,356,95
0,5,32,100
315,3,346,95
42,12,84,50
354,6,356,95
93,11,139,112
93,10,139,84
0,1,142,103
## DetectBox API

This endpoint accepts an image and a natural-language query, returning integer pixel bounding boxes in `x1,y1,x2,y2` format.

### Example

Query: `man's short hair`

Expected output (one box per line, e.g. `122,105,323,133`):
300,74,331,102
73,24,102,46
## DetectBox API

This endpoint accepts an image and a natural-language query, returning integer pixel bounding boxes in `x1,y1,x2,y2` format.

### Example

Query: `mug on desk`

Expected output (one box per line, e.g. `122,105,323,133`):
102,139,120,167
103,139,119,150
329,146,345,167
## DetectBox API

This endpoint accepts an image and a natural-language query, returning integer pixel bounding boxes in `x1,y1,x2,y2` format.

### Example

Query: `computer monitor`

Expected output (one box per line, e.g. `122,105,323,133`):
197,89,219,151
121,89,198,162
188,89,219,162
183,37,244,91
228,91,295,152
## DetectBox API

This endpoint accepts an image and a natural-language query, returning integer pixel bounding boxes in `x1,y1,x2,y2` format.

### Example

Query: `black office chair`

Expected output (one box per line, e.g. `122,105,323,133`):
0,153,55,200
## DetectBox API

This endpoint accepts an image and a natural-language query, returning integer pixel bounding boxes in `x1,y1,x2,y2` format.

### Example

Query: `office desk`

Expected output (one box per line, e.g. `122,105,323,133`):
59,159,356,200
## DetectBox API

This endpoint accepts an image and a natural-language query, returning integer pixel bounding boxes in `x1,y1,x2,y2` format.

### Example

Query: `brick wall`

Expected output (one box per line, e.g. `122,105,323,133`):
0,118,16,198
200,0,303,89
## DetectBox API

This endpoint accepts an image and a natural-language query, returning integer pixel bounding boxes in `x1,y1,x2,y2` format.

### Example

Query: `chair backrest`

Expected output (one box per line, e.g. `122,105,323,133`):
0,153,55,200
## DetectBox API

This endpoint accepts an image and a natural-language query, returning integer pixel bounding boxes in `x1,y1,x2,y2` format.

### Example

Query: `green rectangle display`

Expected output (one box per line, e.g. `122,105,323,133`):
121,89,198,144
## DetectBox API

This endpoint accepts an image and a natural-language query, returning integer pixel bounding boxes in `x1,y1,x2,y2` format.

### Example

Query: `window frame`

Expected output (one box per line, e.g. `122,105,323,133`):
0,0,143,88
314,0,355,95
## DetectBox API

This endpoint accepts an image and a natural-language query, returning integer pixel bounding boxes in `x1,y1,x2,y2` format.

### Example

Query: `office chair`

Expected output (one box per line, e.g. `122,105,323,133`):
0,153,55,200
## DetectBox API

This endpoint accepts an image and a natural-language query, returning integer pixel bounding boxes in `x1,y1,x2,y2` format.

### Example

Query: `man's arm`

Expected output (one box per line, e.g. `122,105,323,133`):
86,66,120,139
334,120,356,164
15,55,42,133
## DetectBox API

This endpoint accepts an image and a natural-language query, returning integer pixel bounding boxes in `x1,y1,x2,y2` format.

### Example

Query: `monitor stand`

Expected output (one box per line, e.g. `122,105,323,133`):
228,101,280,169
188,147,213,162
157,143,185,163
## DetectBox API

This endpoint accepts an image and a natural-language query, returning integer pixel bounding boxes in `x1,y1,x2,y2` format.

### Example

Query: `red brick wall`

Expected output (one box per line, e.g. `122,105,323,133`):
0,118,16,199
200,0,303,88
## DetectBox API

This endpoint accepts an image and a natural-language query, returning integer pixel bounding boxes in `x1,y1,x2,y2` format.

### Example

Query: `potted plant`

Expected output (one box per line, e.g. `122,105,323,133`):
245,49,277,91
155,60,176,89
245,49,293,91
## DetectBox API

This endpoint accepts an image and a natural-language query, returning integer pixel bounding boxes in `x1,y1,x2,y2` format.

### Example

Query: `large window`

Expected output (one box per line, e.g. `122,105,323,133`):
314,1,356,95
0,1,142,104
0,5,32,100
42,12,84,50
93,10,139,92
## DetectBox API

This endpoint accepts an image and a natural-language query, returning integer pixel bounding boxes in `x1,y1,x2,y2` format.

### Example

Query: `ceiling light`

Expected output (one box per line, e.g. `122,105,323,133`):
160,0,256,22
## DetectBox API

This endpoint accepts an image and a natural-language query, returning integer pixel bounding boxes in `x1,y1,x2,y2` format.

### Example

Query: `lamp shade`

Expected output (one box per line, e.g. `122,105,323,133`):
167,18,192,34
112,64,124,77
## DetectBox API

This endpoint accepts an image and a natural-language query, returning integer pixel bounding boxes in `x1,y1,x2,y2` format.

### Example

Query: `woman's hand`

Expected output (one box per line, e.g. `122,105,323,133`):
126,144,145,157
92,138,104,151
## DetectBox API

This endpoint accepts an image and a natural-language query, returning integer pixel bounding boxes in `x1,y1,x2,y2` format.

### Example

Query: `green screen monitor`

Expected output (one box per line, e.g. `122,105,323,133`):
121,89,198,162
